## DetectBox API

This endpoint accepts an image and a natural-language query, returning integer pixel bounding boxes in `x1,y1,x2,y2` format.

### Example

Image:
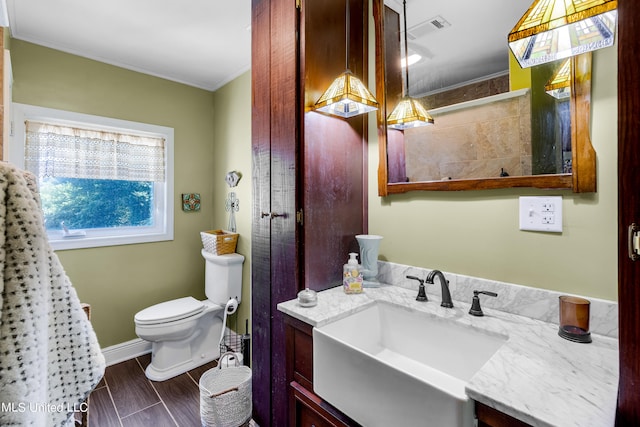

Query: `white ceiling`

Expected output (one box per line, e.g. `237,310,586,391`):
7,0,252,91
6,0,531,95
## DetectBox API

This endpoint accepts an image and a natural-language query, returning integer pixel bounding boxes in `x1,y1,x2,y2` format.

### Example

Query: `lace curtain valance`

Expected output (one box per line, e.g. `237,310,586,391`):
25,120,166,182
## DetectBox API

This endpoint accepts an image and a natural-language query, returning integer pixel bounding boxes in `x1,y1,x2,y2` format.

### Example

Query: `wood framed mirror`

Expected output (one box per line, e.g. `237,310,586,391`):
373,0,596,195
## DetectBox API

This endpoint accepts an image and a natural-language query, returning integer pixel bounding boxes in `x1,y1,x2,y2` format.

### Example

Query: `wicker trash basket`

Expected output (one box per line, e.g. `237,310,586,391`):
200,230,239,255
199,353,252,427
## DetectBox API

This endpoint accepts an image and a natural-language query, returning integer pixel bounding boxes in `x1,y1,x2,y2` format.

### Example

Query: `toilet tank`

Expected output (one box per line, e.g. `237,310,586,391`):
201,250,245,305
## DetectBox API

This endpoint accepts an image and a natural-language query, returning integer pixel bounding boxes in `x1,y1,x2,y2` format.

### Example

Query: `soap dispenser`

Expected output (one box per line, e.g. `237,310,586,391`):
343,252,363,294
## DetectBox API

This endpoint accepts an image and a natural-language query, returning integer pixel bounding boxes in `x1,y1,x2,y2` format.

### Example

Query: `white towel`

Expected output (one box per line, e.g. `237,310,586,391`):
0,162,105,426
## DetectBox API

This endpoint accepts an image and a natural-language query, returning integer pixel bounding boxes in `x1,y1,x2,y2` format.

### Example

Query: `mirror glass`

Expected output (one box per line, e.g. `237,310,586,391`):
375,0,596,194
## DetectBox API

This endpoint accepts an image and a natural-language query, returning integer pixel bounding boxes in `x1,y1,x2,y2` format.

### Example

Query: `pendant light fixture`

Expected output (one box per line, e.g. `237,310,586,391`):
508,0,617,69
544,58,572,99
387,0,434,130
313,0,379,118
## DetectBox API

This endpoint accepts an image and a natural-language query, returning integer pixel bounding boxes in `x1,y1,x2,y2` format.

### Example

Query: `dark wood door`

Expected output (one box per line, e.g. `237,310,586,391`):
251,1,369,426
251,0,300,425
617,0,640,424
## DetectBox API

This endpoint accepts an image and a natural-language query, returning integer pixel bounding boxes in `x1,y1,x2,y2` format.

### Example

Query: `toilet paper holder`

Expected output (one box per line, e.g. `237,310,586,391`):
219,299,250,367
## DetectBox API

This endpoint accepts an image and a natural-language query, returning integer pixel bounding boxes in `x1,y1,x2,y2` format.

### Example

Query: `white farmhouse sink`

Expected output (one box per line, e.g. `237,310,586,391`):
313,301,507,427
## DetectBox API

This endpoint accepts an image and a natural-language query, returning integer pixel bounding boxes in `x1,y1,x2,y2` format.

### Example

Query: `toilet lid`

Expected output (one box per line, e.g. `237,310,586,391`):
135,296,205,325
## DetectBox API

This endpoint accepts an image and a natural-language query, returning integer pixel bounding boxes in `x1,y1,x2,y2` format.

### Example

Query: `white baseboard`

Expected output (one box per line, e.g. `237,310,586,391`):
102,338,151,366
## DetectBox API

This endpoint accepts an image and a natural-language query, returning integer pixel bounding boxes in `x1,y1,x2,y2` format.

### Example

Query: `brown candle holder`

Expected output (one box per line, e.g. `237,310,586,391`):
558,295,592,343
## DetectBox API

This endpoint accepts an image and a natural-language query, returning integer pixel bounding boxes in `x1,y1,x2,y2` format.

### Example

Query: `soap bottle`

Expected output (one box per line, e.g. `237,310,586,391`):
343,252,363,294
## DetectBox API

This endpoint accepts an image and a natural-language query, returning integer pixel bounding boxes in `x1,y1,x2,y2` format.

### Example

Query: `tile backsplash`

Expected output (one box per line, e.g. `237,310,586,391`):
377,261,618,338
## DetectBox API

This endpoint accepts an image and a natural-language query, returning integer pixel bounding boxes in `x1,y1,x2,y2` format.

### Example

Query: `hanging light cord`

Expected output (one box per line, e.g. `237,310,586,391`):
402,0,410,97
345,0,350,70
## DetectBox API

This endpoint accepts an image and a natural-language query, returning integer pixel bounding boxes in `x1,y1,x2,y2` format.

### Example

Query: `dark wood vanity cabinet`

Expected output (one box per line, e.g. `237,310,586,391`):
284,314,532,427
291,382,355,427
285,315,361,427
476,403,532,427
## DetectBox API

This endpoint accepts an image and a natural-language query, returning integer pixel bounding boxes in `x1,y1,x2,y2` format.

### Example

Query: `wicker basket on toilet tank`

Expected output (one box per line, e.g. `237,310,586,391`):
201,230,238,255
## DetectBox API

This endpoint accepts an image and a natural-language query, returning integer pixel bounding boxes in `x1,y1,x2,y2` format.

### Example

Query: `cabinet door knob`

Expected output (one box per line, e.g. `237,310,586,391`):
261,211,283,219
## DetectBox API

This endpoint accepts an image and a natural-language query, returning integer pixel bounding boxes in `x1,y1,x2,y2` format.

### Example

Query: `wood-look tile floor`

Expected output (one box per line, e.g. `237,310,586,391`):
87,354,257,427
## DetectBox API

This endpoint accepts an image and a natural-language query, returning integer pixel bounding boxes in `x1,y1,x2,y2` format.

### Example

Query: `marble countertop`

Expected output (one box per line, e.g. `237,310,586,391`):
277,285,619,427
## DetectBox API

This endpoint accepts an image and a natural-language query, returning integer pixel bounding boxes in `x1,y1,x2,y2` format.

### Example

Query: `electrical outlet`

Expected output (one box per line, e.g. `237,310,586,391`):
519,196,563,232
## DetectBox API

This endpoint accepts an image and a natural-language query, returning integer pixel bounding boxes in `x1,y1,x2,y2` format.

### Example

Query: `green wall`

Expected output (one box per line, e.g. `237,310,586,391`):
10,30,617,352
10,39,252,347
367,45,618,301
211,72,252,332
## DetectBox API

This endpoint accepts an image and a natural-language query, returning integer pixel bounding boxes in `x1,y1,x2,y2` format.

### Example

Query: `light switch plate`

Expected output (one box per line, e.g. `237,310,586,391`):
519,196,563,232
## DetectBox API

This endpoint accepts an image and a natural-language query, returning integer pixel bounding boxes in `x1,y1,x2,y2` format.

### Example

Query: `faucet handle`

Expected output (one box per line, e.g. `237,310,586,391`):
406,275,429,302
469,290,498,316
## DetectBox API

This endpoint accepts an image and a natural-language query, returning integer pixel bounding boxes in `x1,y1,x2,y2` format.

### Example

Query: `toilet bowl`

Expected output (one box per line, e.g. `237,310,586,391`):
135,297,224,381
134,252,244,381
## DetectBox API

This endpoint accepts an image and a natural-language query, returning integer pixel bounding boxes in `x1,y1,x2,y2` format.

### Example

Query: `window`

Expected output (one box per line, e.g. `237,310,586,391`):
10,104,174,250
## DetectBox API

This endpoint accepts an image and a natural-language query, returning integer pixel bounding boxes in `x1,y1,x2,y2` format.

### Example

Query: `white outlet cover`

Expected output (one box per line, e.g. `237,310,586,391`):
519,196,563,233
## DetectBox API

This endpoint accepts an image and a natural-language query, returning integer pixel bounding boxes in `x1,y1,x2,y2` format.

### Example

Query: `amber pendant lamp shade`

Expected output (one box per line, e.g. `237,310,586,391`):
313,0,379,118
508,0,617,68
386,0,434,130
314,70,379,118
545,58,572,99
387,97,434,129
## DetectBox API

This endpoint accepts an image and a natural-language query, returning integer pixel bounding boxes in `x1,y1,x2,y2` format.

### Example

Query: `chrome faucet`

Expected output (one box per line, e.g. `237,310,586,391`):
426,270,453,308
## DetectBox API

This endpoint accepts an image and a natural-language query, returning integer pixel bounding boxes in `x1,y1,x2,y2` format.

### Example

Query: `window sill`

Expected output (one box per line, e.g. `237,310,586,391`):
49,230,173,251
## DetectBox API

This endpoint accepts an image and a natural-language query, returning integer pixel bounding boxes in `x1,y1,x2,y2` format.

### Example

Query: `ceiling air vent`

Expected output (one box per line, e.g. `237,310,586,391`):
407,15,451,40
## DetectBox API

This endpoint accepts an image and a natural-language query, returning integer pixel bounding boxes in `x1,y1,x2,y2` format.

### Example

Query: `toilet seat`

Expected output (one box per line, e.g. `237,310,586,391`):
135,296,204,325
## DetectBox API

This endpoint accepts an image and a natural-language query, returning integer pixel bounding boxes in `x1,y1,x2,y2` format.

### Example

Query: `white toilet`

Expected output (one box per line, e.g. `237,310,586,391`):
134,249,245,381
